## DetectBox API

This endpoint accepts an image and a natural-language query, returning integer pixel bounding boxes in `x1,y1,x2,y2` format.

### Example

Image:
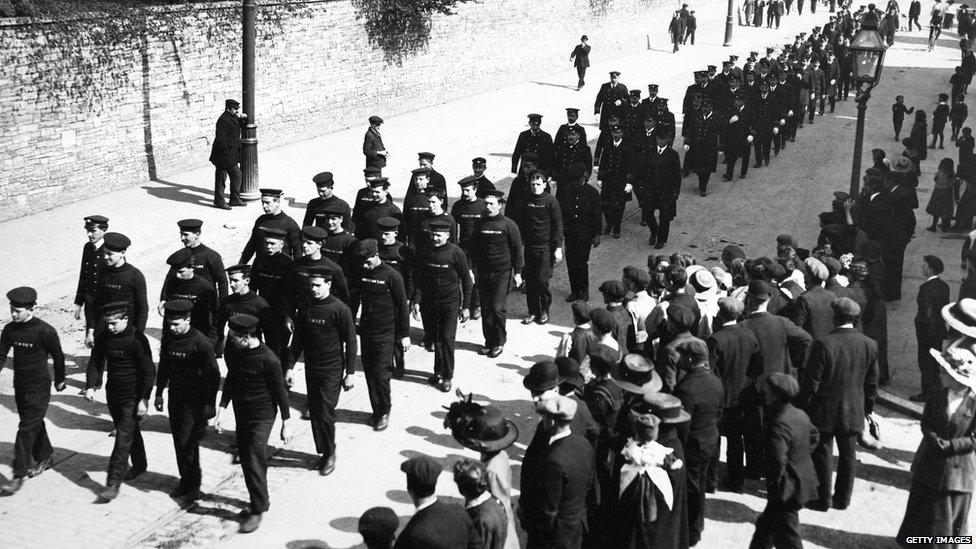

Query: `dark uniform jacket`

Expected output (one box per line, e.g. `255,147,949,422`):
708,323,763,408
251,252,297,321
557,182,602,240
519,431,594,548
362,127,386,169
287,295,356,373
467,496,509,549
355,198,402,241
765,403,820,507
753,92,781,132
596,139,634,201
685,112,722,174
551,142,594,184
554,123,589,149
75,241,105,308
450,198,487,253
394,499,477,549
740,311,812,377
521,193,564,251
724,105,755,155
802,327,879,434
413,242,473,307
357,262,410,337
471,215,523,274
595,81,629,130
512,129,554,173
571,43,591,68
647,145,683,218
209,111,244,169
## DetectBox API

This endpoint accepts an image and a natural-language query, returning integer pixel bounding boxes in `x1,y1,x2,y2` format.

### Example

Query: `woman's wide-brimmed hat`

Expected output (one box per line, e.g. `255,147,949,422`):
943,299,976,338
444,395,519,452
611,354,663,394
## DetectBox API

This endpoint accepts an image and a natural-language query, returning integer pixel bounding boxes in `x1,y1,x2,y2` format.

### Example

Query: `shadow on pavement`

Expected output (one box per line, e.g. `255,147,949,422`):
142,179,213,208
529,80,578,91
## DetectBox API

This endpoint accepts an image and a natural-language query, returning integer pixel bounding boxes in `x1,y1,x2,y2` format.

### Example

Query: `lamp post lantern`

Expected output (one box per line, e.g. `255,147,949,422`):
239,0,260,200
848,13,887,197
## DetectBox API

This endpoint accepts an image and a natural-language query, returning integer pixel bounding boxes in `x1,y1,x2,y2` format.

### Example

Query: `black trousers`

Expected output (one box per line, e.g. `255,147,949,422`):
168,399,207,489
13,389,53,478
601,198,626,232
696,171,712,194
725,147,751,178
214,165,242,206
576,65,587,88
466,256,480,312
421,297,460,379
894,118,904,138
645,201,674,244
106,394,147,486
686,439,718,544
478,270,511,348
812,431,858,509
565,236,593,299
754,134,772,163
393,327,405,372
233,410,274,514
750,500,802,549
361,333,394,417
721,407,747,486
524,248,554,317
306,367,342,457
909,15,921,31
918,338,945,395
881,241,907,300
263,321,291,371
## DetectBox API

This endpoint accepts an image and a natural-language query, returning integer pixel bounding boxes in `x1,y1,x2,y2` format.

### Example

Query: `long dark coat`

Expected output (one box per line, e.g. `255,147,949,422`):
685,113,722,174
209,111,243,169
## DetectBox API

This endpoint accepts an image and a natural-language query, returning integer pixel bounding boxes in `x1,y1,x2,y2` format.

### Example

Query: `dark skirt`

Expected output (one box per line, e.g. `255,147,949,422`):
897,484,972,547
927,187,956,219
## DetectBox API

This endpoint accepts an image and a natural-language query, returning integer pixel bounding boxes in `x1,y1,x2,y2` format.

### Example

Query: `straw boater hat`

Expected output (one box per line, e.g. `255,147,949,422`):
611,354,663,394
933,299,976,390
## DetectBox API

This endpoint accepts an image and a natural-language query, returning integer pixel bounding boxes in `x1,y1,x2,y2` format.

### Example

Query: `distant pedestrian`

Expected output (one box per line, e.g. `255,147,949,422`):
951,94,968,140
932,93,951,149
571,35,591,90
892,95,915,141
363,115,388,175
209,98,246,210
909,0,923,30
669,11,686,53
926,158,959,231
684,11,698,44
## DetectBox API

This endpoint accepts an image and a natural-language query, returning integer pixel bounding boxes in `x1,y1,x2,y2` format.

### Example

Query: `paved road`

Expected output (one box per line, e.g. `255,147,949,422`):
0,7,968,549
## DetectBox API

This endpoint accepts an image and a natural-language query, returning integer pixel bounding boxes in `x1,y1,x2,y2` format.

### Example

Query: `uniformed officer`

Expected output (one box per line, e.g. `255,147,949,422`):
752,81,781,168
239,189,302,263
556,162,602,302
287,268,356,475
594,71,629,131
640,84,663,116
304,172,352,231
376,217,414,376
250,227,297,369
469,157,497,192
452,177,486,319
471,190,523,357
84,302,155,502
723,93,756,181
520,171,564,324
405,152,447,204
294,225,350,308
403,167,433,247
74,214,108,348
595,124,634,238
551,125,594,186
656,98,677,146
160,219,227,305
354,177,402,241
622,89,646,141
215,313,293,533
683,97,723,196
214,264,271,359
554,108,589,149
352,167,382,232
412,220,472,392
153,300,220,503
512,113,555,174
353,240,410,431
160,248,218,341
647,132,683,248
94,232,149,334
0,287,66,495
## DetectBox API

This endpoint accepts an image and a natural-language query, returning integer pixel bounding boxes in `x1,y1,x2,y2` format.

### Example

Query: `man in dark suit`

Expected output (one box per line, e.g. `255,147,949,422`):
801,298,878,512
557,162,602,302
209,98,246,210
741,280,813,378
362,115,387,174
512,113,555,175
790,258,839,343
682,71,707,116
552,124,593,186
912,255,951,401
643,132,682,248
595,125,633,239
640,84,664,116
518,395,594,549
881,174,918,301
395,455,476,549
594,71,629,132
554,107,588,149
723,93,754,181
571,35,591,90
672,338,724,546
683,97,722,196
621,89,647,142
752,81,781,168
708,297,763,491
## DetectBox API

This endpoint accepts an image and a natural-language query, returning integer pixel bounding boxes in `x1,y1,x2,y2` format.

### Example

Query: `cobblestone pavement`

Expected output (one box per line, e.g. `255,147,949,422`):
0,6,968,549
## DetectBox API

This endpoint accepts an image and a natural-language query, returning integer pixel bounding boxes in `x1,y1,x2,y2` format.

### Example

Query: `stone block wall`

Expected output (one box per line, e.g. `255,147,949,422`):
0,0,711,221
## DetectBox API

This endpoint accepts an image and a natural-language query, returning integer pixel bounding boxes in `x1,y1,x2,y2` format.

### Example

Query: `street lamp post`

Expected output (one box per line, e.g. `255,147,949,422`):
848,13,887,196
239,0,260,200
724,0,734,46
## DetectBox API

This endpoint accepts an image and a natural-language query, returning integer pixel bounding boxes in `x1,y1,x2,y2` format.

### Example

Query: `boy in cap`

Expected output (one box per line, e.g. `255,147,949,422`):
250,227,298,368
471,190,523,357
355,177,402,240
287,268,356,474
512,114,554,174
239,189,302,264
160,219,227,302
85,302,156,502
295,225,350,309
153,300,220,503
304,172,352,231
95,232,149,334
412,220,472,392
453,458,508,548
354,239,410,431
209,98,246,209
376,217,415,374
160,248,219,340
469,157,496,192
520,171,564,324
214,264,271,359
932,92,951,149
397,455,476,547
0,287,66,495
363,115,387,173
75,214,108,347
215,313,293,532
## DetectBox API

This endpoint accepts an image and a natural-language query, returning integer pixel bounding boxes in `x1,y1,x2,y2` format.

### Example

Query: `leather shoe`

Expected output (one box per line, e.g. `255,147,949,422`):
576,293,589,301
319,454,336,476
521,315,536,325
654,241,665,249
97,484,120,502
909,393,927,402
214,204,232,210
1,476,24,495
301,408,311,420
427,375,441,386
806,500,829,512
478,346,491,355
123,464,147,481
439,378,452,393
229,201,245,207
374,414,389,432
27,457,52,477
832,501,849,511
536,313,550,325
487,346,504,358
470,307,481,320
392,368,405,379
612,228,621,239
424,343,435,352
239,512,263,533
723,175,733,182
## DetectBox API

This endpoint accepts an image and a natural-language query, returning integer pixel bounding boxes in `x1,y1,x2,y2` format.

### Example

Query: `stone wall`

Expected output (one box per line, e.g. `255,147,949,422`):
0,0,710,221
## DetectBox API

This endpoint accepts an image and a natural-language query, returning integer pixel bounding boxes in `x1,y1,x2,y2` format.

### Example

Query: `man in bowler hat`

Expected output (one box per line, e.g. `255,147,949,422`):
209,99,247,209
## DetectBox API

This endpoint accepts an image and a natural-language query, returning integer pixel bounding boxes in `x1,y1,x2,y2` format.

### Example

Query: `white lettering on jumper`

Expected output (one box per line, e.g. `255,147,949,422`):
106,283,123,290
528,203,546,209
363,278,387,285
167,351,190,359
11,341,34,349
426,263,450,269
308,317,330,325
